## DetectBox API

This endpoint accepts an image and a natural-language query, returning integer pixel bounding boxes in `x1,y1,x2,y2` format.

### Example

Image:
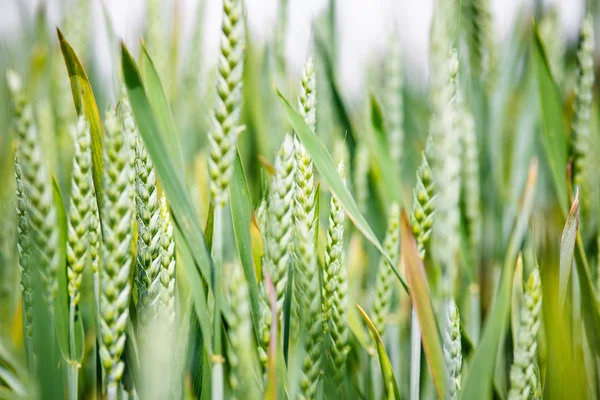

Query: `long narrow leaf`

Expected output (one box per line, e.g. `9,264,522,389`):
277,91,408,292
559,193,579,309
400,211,446,399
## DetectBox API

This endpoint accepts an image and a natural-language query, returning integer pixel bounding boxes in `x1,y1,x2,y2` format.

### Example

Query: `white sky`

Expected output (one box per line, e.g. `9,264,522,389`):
1,0,586,98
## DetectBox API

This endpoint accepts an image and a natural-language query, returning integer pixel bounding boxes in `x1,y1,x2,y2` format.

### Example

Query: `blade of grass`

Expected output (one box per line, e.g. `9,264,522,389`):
356,305,401,399
400,211,446,399
229,152,261,340
56,28,104,231
559,192,579,310
460,160,538,400
277,90,408,292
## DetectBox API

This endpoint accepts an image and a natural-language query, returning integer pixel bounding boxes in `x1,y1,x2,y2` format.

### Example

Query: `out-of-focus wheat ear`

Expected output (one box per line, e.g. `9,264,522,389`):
410,136,436,260
258,134,295,368
467,0,497,89
98,107,136,398
227,262,263,399
429,49,461,296
322,160,349,385
7,70,59,308
14,156,34,366
66,117,94,309
134,128,162,327
158,195,176,325
458,96,481,259
507,267,542,400
372,203,401,336
383,27,405,166
208,0,246,208
354,144,370,215
571,13,595,211
443,299,462,400
538,7,566,86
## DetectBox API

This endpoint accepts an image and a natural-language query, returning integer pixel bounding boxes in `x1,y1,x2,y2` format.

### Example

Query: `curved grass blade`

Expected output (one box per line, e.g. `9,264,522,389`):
230,152,261,340
51,177,84,364
559,192,579,310
400,211,446,399
356,305,401,399
57,28,104,230
277,90,408,292
460,160,538,400
140,43,185,174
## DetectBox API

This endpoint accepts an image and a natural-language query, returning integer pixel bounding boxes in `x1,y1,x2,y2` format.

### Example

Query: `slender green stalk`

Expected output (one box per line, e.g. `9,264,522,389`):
383,27,404,166
409,308,421,400
444,299,462,400
7,70,59,308
372,203,401,336
98,107,135,398
508,267,542,400
571,13,595,200
322,160,348,385
354,144,370,215
258,134,295,368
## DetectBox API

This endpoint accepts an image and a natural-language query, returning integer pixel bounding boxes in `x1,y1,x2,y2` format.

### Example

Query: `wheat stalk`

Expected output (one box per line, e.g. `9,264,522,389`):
98,106,136,397
7,70,59,308
372,203,401,335
508,267,542,400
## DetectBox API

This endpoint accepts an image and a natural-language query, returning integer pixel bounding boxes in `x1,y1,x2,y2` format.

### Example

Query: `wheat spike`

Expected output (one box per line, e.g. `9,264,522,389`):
372,203,401,335
15,157,33,340
384,28,404,166
444,299,463,400
410,137,436,260
98,107,136,395
508,267,542,400
158,195,176,324
7,70,59,307
208,0,246,208
467,0,497,88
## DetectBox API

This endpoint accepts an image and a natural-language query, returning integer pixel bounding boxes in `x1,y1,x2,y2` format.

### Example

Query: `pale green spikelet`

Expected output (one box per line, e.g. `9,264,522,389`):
134,129,162,325
538,7,566,85
322,160,349,384
571,13,595,194
208,0,246,208
298,55,316,132
227,262,263,399
354,144,370,215
296,221,323,400
508,267,542,400
158,195,176,324
258,134,296,366
458,96,481,255
255,198,267,235
7,70,59,307
444,299,463,400
372,203,401,335
429,50,461,294
383,28,404,165
410,138,436,260
466,0,497,88
15,157,33,339
66,117,94,307
98,107,136,393
429,0,455,94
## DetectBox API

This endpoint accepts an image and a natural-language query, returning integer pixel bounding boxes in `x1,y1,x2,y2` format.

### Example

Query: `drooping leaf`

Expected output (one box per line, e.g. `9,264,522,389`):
229,152,261,340
277,90,408,292
460,160,538,400
559,193,579,309
400,211,446,399
356,305,401,400
57,28,104,231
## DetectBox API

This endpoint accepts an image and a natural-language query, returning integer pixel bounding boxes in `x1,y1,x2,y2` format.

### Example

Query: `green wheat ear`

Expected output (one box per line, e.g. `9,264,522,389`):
7,70,59,308
258,134,295,368
467,0,497,89
322,160,349,385
383,27,404,166
508,266,542,400
372,202,401,336
158,195,176,324
410,136,436,260
571,13,595,200
444,299,463,400
208,0,246,208
66,117,94,308
15,157,33,341
98,106,136,396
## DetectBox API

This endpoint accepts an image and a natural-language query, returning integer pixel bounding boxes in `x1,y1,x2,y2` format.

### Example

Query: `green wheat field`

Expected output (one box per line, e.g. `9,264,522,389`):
0,0,599,399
